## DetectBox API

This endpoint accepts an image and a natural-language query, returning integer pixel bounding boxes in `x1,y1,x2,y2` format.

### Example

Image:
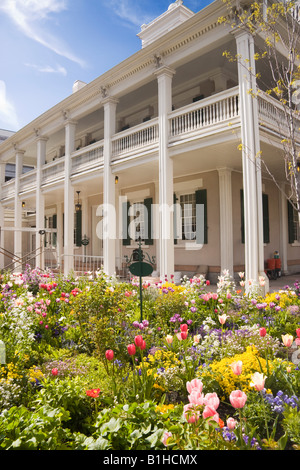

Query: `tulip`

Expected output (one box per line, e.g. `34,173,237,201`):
282,334,293,348
226,417,237,430
203,405,219,423
188,390,204,406
250,372,266,391
186,378,203,394
180,323,188,332
229,390,247,409
296,328,300,338
218,314,227,325
180,331,188,340
259,327,267,337
166,334,173,344
51,368,58,376
139,339,146,350
183,403,200,423
105,349,114,361
204,392,220,410
134,335,144,348
127,344,136,355
230,360,243,376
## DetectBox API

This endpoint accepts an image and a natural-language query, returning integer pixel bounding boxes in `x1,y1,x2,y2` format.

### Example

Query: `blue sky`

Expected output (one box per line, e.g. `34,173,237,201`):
0,0,212,133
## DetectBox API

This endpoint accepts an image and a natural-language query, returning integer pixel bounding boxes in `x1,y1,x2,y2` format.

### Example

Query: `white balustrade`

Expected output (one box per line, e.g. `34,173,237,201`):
112,119,159,159
169,87,240,138
71,141,104,174
42,158,65,184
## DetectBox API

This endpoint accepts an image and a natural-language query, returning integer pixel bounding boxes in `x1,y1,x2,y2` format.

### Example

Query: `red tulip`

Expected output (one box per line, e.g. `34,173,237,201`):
105,349,114,361
127,344,136,355
180,323,188,332
134,335,144,348
51,368,58,376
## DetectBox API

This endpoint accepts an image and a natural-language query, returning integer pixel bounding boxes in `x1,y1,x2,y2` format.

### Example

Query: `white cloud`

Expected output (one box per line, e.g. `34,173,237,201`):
105,0,155,29
0,0,85,67
25,63,67,76
0,81,19,130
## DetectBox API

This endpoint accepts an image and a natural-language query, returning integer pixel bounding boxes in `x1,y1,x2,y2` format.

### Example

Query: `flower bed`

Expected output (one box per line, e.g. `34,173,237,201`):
0,266,299,450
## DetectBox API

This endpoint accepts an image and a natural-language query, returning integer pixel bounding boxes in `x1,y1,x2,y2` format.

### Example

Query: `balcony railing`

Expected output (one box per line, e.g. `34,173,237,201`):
71,140,104,175
112,118,159,160
169,87,240,140
42,158,65,185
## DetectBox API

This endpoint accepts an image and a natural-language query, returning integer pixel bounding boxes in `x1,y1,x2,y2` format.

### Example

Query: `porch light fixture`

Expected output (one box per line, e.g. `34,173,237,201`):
75,191,81,212
115,176,119,184
22,201,25,208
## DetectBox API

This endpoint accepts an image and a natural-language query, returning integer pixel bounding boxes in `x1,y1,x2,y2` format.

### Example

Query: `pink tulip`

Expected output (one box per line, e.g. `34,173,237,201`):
188,390,204,406
250,372,266,391
186,378,203,394
180,323,188,332
166,335,173,344
229,390,247,409
180,331,188,340
226,417,237,430
203,405,219,422
134,335,144,348
296,328,300,338
282,334,293,347
51,368,58,376
230,360,243,376
259,327,267,337
183,403,200,423
204,392,220,410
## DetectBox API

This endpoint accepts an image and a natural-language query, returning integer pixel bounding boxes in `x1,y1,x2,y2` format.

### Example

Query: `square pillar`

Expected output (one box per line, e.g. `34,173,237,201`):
218,168,234,276
0,163,5,269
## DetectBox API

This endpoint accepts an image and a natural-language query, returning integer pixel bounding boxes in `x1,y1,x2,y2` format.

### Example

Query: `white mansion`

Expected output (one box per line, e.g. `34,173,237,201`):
0,0,299,287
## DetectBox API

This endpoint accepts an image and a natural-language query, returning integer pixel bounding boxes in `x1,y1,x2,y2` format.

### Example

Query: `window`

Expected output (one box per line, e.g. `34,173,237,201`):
288,201,300,243
45,215,57,247
122,198,153,245
180,193,196,240
174,189,207,244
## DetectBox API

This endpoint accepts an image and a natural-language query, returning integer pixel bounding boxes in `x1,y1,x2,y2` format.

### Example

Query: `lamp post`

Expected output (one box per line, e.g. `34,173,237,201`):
125,237,155,322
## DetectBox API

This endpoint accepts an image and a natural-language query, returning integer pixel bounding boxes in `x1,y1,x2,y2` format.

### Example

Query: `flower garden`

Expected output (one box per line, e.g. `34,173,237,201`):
0,265,299,451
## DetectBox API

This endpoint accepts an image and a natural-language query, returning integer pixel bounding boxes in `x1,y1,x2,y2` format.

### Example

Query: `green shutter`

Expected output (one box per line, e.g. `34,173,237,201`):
144,197,153,245
122,201,131,246
52,214,57,247
240,189,245,244
174,193,178,244
287,200,295,244
75,210,82,247
262,194,270,244
195,189,207,244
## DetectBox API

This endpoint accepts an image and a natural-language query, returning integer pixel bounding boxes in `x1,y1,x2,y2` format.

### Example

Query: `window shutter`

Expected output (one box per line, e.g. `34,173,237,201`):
287,200,295,244
52,214,57,247
262,194,270,244
75,210,82,247
240,189,245,244
173,193,178,244
144,197,153,245
122,201,131,246
195,189,207,244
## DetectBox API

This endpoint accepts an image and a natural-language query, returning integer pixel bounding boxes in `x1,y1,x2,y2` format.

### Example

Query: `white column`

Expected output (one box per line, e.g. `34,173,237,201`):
14,149,24,271
0,163,5,269
103,97,118,276
279,182,289,274
155,66,175,280
218,168,233,276
64,120,76,275
56,202,63,268
234,29,267,291
36,136,47,269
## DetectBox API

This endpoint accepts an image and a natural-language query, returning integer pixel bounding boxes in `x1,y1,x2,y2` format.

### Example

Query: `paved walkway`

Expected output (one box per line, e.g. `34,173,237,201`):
268,273,300,292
